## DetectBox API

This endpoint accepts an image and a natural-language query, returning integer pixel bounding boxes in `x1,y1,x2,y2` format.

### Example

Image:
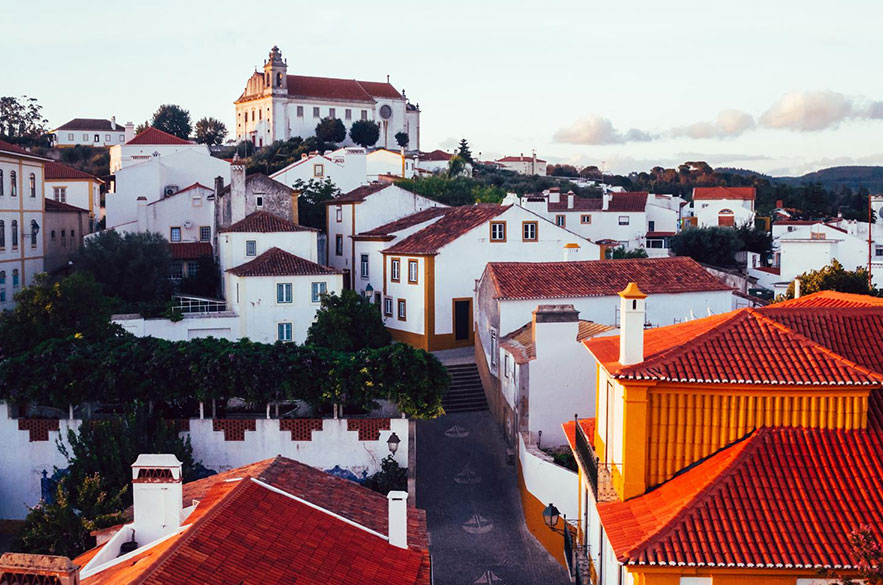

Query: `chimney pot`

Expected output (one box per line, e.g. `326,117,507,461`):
618,282,647,366
131,454,183,546
387,490,408,549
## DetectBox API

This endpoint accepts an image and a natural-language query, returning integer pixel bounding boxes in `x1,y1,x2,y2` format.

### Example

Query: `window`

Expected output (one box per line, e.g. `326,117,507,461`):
329,108,336,118
105,134,111,142
11,269,19,287
581,214,591,224
335,206,342,222
11,220,17,248
383,297,393,316
0,220,4,248
408,259,418,283
397,298,406,320
311,281,326,302
490,329,497,367
504,354,510,378
313,107,320,118
345,109,352,120
94,134,100,142
70,229,75,238
186,260,199,276
10,171,16,196
258,109,262,120
169,262,183,279
256,196,263,207
391,258,401,281
555,215,566,227
170,227,182,242
67,133,74,140
0,170,3,195
251,110,255,121
30,220,38,247
313,164,324,177
648,239,664,249
297,106,304,117
335,234,343,256
0,271,4,284
490,221,506,242
876,245,883,257
199,226,211,241
61,230,66,239
277,322,293,342
53,187,66,202
361,110,368,120
51,230,56,241
246,240,257,256
648,220,655,231
360,254,369,278
522,221,537,241
29,173,35,197
120,135,125,142
618,216,630,225
277,282,293,303
82,134,88,141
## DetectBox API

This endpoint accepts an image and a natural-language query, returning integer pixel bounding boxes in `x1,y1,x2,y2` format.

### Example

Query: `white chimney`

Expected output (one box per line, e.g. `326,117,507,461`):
387,490,408,549
533,305,579,360
136,196,148,230
230,157,247,223
111,116,117,130
124,121,135,142
618,282,647,366
794,278,801,298
131,454,183,545
602,191,612,211
567,191,575,209
563,242,581,261
548,187,561,204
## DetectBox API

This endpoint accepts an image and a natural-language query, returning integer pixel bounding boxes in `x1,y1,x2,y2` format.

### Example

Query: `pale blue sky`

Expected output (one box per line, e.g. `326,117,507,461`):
4,0,881,175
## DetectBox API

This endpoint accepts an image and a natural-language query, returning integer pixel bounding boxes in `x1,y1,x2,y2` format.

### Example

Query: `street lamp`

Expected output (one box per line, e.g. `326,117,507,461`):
543,503,560,530
387,432,401,455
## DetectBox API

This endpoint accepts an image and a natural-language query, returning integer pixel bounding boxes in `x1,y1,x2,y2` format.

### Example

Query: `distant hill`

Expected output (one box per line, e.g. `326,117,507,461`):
716,167,775,181
775,166,883,192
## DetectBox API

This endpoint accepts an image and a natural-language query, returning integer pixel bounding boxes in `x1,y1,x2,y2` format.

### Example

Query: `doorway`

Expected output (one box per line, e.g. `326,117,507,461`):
453,299,472,342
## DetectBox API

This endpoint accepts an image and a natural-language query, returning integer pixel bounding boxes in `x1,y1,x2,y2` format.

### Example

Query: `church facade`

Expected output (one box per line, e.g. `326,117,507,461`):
234,46,420,151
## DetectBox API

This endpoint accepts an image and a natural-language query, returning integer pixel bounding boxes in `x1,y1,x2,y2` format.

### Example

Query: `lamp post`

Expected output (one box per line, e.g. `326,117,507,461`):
543,503,561,531
387,432,401,456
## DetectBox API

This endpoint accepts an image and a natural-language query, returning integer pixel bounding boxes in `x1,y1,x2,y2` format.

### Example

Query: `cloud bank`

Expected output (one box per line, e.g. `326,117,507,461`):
553,115,653,145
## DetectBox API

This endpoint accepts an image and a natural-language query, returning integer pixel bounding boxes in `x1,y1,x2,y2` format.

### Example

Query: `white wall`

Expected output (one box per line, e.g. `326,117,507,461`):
219,230,318,275
109,142,208,173
123,185,215,243
56,129,125,148
693,198,754,228
366,149,416,181
271,150,368,195
518,433,578,520
777,223,883,287
44,179,101,221
114,314,240,340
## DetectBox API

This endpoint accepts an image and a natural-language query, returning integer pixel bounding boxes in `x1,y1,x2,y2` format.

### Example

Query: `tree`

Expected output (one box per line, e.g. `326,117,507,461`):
735,222,773,255
349,120,380,148
134,120,150,135
178,256,220,298
670,227,742,267
0,95,49,144
306,290,392,352
363,455,407,494
448,155,468,178
607,246,649,259
315,117,346,144
779,259,875,300
150,104,192,139
456,138,473,163
292,178,341,229
194,117,228,145
394,131,409,148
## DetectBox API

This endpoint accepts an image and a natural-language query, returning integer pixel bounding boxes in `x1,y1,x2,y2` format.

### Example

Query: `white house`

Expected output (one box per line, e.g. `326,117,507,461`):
44,161,103,229
234,46,420,151
380,204,601,351
495,155,547,176
218,211,319,277
366,149,417,182
118,183,216,247
689,186,756,228
52,117,132,148
416,149,455,173
0,140,46,310
271,148,368,194
109,127,209,173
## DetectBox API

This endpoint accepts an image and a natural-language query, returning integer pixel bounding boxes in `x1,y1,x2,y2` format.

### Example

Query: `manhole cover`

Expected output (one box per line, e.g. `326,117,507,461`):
445,425,470,438
462,514,493,534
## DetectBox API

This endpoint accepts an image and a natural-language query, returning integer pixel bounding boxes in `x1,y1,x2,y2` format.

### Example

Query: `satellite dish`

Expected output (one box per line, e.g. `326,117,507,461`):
379,105,392,120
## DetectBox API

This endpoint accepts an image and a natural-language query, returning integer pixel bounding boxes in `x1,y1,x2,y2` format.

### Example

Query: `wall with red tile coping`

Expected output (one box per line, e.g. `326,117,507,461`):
346,418,391,440
212,419,257,441
17,418,60,442
280,418,324,440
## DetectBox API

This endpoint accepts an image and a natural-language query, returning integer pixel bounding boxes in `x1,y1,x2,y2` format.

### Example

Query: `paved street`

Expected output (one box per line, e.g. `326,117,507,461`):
417,411,570,585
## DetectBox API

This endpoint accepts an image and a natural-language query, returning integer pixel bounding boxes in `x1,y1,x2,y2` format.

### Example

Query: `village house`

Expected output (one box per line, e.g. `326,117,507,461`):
43,199,89,274
0,454,430,585
52,116,132,148
235,46,420,150
43,161,103,230
560,289,883,584
495,154,547,176
108,126,210,173
688,185,756,228
475,257,734,446
272,147,368,194
416,149,456,173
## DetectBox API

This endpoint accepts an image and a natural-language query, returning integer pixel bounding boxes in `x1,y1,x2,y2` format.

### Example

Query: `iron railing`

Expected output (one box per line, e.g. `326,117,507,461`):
172,295,227,314
574,421,599,498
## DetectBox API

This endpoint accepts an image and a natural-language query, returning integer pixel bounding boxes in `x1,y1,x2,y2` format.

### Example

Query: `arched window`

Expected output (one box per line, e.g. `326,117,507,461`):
276,72,282,87
10,220,17,248
0,220,4,248
30,220,38,247
259,109,262,121
0,271,5,303
29,173,35,197
10,171,16,197
0,170,4,195
717,208,735,227
12,269,19,287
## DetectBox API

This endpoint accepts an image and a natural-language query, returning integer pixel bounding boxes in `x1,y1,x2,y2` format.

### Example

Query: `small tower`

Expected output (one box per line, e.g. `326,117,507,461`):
263,45,287,96
618,282,647,366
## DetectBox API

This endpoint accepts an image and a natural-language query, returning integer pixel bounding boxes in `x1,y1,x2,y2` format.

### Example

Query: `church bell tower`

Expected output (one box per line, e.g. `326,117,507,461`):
263,45,287,96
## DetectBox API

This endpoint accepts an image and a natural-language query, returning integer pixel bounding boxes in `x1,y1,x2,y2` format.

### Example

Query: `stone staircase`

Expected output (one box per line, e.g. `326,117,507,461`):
442,363,488,413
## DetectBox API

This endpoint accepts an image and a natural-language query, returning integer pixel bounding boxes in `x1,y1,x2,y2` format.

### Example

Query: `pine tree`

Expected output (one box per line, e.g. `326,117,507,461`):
457,138,473,163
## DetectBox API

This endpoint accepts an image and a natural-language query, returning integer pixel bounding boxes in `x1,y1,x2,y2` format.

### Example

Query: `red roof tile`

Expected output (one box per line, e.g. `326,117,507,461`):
227,247,339,277
598,426,883,569
53,118,124,132
220,211,316,233
383,204,510,255
44,160,101,181
0,140,49,160
562,418,596,451
485,257,732,300
645,231,676,238
328,182,393,204
692,186,756,201
357,79,404,100
773,290,883,309
546,192,648,213
286,75,376,101
419,150,454,162
356,207,449,239
125,127,195,146
168,242,212,260
45,199,88,213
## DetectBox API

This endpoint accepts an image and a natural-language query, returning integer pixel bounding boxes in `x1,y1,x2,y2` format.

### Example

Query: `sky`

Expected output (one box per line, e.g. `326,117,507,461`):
4,0,882,176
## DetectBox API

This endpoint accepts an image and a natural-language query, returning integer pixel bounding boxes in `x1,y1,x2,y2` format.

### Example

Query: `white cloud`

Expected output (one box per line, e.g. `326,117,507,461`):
759,91,853,131
553,115,654,145
671,109,755,139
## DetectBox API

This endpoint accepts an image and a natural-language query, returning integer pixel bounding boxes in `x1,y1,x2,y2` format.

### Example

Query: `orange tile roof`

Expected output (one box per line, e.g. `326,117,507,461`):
496,155,548,163
125,127,194,146
168,242,212,260
44,160,101,181
328,182,392,204
383,204,510,255
692,186,756,201
773,290,883,308
45,199,89,214
227,247,339,277
219,211,316,233
562,418,595,451
0,140,50,160
356,207,449,239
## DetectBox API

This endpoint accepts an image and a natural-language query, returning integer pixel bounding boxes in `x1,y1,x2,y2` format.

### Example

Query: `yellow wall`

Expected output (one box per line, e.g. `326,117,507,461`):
516,459,569,567
631,566,861,584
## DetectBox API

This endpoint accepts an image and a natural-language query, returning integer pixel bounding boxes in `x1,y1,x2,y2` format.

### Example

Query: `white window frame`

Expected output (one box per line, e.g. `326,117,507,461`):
618,216,630,225
361,254,369,278
246,240,257,256
311,281,327,302
383,297,393,316
277,322,293,342
408,259,418,283
277,282,293,304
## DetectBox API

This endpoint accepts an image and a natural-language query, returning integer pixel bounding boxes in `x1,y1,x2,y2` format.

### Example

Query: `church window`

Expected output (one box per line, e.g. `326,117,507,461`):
313,107,320,118
276,72,283,87
259,109,262,120
345,109,352,120
361,110,368,120
251,110,255,121
297,106,304,117
29,173,35,197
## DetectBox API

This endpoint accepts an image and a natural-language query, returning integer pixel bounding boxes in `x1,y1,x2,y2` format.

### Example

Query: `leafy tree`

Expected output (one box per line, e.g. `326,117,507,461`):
394,131,409,148
448,155,468,178
548,164,580,177
194,117,228,145
178,256,220,298
58,145,110,177
735,222,773,255
367,343,448,419
0,95,49,145
150,104,192,139
315,117,346,143
363,455,407,494
134,120,150,135
292,177,341,229
349,119,380,148
779,259,875,300
670,227,742,267
456,138,473,163
607,246,649,259
78,231,173,309
306,290,391,352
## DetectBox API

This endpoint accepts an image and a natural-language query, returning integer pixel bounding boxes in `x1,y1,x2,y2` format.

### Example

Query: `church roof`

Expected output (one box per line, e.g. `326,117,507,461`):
237,73,403,104
125,127,195,146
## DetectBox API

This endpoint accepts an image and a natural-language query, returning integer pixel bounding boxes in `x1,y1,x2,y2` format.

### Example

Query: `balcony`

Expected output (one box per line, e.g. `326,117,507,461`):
172,295,229,315
574,421,617,502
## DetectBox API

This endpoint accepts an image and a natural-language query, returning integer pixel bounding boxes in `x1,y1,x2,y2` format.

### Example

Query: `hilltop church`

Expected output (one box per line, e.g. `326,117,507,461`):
235,46,420,151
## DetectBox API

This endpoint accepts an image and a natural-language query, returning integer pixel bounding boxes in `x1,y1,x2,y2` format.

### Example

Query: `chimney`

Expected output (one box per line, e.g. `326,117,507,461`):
131,454,183,545
301,153,308,160
136,196,148,230
618,282,647,366
794,278,801,298
124,121,135,142
776,199,783,209
111,116,117,130
548,187,560,204
602,191,612,211
532,305,579,360
0,553,80,585
567,190,575,209
563,242,581,261
290,189,301,224
230,156,247,223
387,491,408,549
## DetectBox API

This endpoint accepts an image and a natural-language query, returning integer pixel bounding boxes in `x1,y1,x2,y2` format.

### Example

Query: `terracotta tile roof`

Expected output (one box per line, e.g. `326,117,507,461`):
44,160,101,181
598,426,883,569
219,211,316,233
773,290,883,309
753,265,781,275
168,242,212,260
0,140,49,160
227,247,339,277
383,204,510,255
125,127,195,146
587,306,883,385
284,75,401,102
546,192,648,213
692,186,756,201
53,118,124,132
419,149,453,162
500,320,613,364
357,79,404,100
328,182,392,204
547,196,602,212
355,207,450,239
562,418,596,451
45,199,88,213
496,156,547,163
486,257,731,301
645,231,676,238
774,219,818,226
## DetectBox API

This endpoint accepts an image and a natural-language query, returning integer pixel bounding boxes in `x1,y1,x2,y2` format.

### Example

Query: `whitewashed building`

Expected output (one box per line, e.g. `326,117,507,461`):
495,154,547,176
688,186,756,228
234,46,420,151
271,148,368,194
366,149,417,182
416,149,455,174
117,183,216,246
43,161,103,230
109,127,209,173
52,117,132,148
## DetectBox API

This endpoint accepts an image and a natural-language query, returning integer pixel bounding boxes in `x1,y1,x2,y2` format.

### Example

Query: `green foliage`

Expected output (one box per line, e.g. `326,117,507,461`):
367,343,449,419
306,290,391,352
778,259,876,301
447,155,468,178
150,104,192,139
349,119,380,148
194,116,228,145
0,95,49,146
315,117,346,143
233,136,334,176
456,138,473,163
547,164,580,178
394,131,409,148
56,144,110,177
363,455,407,495
395,175,505,206
735,222,773,255
134,120,150,135
607,246,649,259
670,227,743,267
293,177,342,229
178,256,220,298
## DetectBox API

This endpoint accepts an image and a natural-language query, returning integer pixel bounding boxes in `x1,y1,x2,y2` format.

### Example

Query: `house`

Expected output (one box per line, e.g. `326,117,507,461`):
108,127,210,173
168,241,213,282
689,185,756,228
43,161,103,229
0,140,47,309
417,149,455,173
52,116,132,148
475,256,733,445
326,183,445,287
271,147,368,194
235,46,420,150
495,154,547,176
379,204,600,351
216,160,299,230
0,455,430,584
43,200,89,274
367,148,417,181
561,289,883,584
